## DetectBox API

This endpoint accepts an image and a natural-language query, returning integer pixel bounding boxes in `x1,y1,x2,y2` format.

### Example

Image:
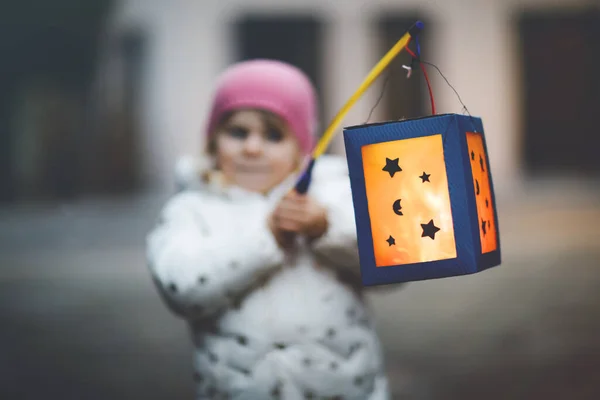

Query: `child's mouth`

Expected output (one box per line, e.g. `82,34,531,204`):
235,164,272,173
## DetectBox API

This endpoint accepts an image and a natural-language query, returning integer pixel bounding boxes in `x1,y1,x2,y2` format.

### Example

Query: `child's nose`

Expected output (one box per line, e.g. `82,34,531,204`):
243,133,264,155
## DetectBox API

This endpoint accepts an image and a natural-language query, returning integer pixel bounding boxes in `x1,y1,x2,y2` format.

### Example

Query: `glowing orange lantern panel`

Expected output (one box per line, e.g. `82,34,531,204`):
466,132,498,253
361,134,457,267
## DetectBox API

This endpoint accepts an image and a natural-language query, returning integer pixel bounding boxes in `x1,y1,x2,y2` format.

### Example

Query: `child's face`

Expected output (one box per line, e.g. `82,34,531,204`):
214,110,302,193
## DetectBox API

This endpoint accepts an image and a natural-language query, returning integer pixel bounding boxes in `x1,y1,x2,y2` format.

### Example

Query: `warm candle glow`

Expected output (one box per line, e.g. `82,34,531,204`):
466,132,498,253
361,134,457,267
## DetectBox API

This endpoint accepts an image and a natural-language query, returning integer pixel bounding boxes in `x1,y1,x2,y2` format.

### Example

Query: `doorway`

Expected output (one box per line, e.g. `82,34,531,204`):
0,0,120,203
518,9,600,178
376,14,431,121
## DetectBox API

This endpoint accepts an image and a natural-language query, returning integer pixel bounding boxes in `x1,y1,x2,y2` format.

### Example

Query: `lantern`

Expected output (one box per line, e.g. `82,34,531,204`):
343,113,501,286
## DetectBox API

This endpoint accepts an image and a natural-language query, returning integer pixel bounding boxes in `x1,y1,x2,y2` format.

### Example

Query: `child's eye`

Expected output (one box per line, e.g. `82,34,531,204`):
265,129,283,142
227,126,248,139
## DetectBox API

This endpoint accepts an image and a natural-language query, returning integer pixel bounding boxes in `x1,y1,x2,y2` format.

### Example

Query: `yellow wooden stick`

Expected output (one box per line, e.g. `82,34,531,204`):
291,21,423,195
311,21,423,159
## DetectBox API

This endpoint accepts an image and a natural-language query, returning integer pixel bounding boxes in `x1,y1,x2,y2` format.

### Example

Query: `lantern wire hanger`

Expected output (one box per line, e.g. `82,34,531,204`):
367,30,472,124
291,20,472,195
404,41,473,120
364,31,437,123
405,36,436,114
292,20,424,194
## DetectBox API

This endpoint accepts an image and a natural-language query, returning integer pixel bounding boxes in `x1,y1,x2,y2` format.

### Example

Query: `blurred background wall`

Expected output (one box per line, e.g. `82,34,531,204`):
106,0,600,195
2,0,599,202
1,0,599,399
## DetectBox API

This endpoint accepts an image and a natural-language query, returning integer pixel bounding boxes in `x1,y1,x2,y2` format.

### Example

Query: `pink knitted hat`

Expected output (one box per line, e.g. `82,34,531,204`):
205,59,318,155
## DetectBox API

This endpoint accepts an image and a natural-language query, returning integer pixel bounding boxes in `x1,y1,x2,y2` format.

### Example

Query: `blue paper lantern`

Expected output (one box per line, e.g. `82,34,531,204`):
343,113,501,286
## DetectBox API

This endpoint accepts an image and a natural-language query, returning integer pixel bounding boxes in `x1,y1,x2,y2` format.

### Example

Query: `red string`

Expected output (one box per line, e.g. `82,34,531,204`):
405,46,436,115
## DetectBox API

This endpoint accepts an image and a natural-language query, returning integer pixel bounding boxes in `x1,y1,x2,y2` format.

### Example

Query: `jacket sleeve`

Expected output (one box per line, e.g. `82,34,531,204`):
145,192,286,319
308,157,362,276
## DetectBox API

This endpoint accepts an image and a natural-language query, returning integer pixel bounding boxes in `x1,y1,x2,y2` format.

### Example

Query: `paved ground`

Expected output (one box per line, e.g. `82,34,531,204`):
1,186,599,399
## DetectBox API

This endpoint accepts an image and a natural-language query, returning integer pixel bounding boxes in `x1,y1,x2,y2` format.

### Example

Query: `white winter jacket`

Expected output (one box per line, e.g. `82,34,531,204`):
146,155,390,400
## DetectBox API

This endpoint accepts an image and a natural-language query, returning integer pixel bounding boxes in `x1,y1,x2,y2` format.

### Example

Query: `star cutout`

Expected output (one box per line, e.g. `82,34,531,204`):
386,235,396,246
382,157,402,177
479,154,485,172
471,150,475,160
421,219,440,240
475,179,480,195
419,172,431,182
481,218,487,236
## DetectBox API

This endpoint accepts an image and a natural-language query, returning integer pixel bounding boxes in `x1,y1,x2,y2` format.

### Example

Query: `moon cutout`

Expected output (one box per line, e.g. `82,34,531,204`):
393,199,403,216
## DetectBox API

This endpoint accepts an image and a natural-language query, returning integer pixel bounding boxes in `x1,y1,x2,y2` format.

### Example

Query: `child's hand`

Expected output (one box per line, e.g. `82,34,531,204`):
268,212,296,250
270,191,329,243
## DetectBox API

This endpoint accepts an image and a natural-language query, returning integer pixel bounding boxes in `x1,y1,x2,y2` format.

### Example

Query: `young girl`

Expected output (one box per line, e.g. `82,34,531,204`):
146,59,390,399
